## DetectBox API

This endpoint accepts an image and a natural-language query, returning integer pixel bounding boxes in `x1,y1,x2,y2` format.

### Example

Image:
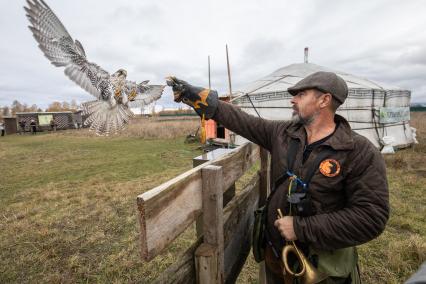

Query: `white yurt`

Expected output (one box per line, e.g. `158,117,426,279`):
232,62,414,149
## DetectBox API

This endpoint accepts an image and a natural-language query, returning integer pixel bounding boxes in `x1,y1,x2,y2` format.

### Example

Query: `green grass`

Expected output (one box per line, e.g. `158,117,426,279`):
0,132,203,283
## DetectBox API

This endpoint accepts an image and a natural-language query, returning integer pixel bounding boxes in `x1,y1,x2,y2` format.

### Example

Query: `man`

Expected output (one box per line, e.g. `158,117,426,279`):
30,119,37,135
0,122,4,136
50,118,57,132
167,71,389,284
19,119,26,135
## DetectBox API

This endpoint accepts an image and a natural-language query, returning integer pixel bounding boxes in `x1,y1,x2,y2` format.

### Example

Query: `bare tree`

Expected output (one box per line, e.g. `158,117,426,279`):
70,99,78,111
4,106,11,116
11,100,23,115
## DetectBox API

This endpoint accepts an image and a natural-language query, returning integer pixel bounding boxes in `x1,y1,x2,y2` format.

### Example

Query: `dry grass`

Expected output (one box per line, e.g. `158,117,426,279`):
0,119,203,283
122,117,199,139
54,116,200,139
1,114,425,283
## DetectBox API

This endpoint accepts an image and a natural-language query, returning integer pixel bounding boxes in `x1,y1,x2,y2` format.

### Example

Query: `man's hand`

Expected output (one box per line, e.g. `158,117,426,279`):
166,76,219,119
274,216,297,241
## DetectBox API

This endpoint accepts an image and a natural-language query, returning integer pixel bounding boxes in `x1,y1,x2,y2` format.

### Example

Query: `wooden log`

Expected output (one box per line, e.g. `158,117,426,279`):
138,142,259,261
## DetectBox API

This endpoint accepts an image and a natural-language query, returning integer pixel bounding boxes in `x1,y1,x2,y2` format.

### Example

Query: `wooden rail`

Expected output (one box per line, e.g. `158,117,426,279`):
137,143,270,283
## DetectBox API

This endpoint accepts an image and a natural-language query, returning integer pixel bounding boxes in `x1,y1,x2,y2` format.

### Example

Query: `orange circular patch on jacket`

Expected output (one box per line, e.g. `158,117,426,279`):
319,159,341,177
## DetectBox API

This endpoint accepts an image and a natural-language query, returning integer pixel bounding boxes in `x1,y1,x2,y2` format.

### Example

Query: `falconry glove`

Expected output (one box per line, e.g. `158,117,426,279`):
166,76,218,119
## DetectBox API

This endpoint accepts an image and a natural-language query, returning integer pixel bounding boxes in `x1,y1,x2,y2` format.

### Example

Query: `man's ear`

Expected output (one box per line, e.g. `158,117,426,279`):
320,93,332,109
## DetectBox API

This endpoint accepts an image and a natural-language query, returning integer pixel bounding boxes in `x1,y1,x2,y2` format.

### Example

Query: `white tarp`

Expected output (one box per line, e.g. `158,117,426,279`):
232,63,414,149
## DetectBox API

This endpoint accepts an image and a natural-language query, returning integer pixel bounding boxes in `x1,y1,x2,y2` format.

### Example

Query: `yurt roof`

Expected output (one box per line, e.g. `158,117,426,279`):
235,62,404,97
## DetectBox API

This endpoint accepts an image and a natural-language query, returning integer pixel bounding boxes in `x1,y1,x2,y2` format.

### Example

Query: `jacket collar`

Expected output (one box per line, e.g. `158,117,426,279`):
285,114,354,151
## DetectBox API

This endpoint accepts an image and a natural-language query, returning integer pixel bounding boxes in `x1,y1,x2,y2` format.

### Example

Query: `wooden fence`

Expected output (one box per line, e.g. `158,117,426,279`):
137,143,271,283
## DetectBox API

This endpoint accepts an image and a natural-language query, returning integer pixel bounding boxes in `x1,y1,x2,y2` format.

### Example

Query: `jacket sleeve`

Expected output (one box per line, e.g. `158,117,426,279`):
212,100,287,152
293,139,390,250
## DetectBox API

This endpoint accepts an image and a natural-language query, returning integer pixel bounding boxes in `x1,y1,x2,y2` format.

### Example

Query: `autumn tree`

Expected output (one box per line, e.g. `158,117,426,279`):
46,101,63,112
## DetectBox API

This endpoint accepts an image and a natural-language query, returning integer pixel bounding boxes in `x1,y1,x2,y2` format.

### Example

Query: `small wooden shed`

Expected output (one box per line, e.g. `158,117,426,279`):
3,117,17,134
16,111,77,132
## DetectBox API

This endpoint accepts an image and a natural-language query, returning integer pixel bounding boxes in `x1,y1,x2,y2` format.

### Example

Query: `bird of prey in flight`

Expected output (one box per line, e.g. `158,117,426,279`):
24,0,165,135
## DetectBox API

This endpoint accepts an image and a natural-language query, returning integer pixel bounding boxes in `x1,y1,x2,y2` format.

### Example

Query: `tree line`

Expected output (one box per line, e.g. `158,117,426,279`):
0,100,81,119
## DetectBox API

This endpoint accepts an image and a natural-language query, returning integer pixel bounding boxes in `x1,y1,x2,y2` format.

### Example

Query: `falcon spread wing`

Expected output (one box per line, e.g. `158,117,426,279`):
24,0,164,135
124,80,164,108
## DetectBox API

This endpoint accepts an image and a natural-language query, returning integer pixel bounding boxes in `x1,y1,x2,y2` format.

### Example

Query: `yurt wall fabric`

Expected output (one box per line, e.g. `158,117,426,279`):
232,63,413,148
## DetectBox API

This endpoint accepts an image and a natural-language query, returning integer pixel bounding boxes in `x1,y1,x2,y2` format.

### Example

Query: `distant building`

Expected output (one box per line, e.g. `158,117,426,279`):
3,117,17,134
15,111,82,132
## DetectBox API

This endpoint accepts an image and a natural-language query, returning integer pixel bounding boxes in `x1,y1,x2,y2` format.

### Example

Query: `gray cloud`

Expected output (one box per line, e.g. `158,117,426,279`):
1,0,425,111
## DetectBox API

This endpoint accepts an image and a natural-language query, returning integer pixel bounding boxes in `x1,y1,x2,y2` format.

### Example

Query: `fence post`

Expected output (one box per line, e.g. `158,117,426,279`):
193,150,236,239
258,148,270,284
195,165,224,284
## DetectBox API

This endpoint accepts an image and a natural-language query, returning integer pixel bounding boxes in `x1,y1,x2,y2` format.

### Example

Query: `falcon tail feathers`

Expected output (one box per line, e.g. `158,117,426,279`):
82,100,134,136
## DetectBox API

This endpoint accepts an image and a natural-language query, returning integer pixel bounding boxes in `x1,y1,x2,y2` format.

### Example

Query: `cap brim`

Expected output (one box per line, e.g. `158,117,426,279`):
287,86,301,96
287,86,310,96
287,86,328,96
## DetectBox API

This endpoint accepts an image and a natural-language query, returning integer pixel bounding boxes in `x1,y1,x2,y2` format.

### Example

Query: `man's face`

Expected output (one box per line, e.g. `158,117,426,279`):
290,89,323,125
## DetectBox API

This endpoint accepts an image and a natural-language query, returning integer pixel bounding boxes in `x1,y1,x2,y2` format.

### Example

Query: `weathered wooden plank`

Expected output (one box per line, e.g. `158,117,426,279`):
138,142,259,261
151,238,201,284
258,149,270,284
195,243,219,284
223,175,259,283
198,166,224,283
259,261,267,284
193,149,237,239
259,148,271,207
151,176,260,284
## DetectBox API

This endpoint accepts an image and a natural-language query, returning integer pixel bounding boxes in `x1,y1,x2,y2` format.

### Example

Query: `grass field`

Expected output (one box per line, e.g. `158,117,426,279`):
1,114,425,283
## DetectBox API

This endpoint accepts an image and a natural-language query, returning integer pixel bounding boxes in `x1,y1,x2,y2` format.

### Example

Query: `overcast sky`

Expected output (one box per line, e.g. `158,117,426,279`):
1,0,425,109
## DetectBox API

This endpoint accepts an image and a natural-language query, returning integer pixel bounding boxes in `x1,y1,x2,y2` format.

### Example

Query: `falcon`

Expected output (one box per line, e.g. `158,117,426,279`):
24,0,164,135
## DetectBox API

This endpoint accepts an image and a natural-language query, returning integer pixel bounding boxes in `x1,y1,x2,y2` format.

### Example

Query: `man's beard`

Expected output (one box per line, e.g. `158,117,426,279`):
292,110,318,125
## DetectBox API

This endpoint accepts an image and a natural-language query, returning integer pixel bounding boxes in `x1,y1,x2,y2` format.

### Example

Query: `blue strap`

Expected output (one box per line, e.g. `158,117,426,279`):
286,170,307,192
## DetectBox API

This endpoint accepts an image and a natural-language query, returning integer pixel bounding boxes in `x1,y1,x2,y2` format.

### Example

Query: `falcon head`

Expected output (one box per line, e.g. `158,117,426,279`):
114,69,127,79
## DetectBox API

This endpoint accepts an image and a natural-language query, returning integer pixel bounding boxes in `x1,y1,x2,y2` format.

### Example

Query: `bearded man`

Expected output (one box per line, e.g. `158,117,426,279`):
167,71,389,284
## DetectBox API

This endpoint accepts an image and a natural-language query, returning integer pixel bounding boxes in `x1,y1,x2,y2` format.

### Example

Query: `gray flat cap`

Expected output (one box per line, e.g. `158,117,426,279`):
287,71,348,104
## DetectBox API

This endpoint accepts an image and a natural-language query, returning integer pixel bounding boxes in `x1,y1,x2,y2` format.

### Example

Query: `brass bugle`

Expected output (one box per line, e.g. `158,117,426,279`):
277,209,328,284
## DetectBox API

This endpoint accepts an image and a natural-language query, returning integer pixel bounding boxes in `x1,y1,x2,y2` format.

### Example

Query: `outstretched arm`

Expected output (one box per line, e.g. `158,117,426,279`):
167,76,286,151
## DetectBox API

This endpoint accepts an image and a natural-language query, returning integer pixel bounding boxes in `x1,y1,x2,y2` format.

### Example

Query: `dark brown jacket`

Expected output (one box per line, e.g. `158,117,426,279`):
213,100,389,251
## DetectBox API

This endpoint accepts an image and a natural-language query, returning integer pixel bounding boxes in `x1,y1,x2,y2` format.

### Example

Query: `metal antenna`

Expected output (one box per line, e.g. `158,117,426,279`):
208,55,211,89
226,44,233,100
304,47,309,63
